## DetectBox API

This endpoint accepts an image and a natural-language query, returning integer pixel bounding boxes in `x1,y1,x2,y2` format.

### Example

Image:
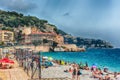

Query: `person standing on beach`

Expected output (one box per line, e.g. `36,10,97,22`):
77,68,82,80
72,68,77,80
30,62,34,70
116,73,120,80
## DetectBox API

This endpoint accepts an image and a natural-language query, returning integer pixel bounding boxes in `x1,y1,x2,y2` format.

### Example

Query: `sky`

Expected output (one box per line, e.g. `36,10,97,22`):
0,0,120,47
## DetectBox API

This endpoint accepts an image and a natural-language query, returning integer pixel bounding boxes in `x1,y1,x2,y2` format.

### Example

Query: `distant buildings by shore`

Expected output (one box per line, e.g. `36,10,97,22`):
0,26,84,53
20,27,64,45
0,10,113,54
0,26,113,53
0,30,14,44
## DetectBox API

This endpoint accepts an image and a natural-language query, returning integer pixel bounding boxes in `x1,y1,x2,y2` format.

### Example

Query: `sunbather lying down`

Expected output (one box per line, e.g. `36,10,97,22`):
92,68,111,80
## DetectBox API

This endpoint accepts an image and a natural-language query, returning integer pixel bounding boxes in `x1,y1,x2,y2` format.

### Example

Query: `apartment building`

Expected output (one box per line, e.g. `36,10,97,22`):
20,32,57,45
0,30,14,43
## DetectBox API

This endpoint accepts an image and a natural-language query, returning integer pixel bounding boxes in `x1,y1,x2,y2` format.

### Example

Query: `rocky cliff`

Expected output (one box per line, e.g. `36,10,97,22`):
64,35,113,48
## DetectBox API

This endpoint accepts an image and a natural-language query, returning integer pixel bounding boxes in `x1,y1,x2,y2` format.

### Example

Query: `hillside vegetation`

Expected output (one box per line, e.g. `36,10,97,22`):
0,10,67,35
0,10,113,48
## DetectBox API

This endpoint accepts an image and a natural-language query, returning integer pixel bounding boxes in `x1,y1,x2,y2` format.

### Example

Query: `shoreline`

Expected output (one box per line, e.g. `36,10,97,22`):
42,50,120,72
40,63,116,80
40,57,120,80
0,52,119,80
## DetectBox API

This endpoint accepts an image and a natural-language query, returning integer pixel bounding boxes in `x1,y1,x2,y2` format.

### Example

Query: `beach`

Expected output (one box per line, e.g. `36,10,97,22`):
41,65,115,80
1,49,120,80
42,65,92,79
0,60,118,80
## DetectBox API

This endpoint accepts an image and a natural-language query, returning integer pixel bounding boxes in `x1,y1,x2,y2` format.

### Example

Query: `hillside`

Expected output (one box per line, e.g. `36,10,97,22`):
64,35,113,48
0,10,67,35
0,10,113,48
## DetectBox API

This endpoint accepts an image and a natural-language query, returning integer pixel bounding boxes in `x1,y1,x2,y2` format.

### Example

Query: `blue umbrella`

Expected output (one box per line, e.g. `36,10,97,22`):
92,63,97,68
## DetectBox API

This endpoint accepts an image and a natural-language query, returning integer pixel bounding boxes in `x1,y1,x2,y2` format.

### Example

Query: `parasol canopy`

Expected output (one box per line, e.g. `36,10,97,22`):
92,63,97,68
43,56,48,59
48,57,53,61
0,58,14,64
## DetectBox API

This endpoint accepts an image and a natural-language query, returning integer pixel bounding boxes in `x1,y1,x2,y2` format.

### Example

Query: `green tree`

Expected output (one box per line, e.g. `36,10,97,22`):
54,28,59,34
52,41,58,48
43,39,48,44
0,41,4,46
17,30,22,41
32,40,42,50
1,27,6,30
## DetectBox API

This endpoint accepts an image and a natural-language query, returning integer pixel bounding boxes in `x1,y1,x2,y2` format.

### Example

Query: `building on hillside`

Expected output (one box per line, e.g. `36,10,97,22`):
20,32,57,45
20,27,64,46
0,30,14,43
22,26,40,35
22,27,31,35
54,35,64,44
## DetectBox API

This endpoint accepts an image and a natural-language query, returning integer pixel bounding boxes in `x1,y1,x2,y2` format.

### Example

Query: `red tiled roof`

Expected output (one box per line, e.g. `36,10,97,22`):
31,32,57,35
0,30,13,32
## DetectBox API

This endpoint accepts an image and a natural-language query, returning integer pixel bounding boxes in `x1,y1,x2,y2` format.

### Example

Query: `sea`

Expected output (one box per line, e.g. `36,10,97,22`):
41,49,120,72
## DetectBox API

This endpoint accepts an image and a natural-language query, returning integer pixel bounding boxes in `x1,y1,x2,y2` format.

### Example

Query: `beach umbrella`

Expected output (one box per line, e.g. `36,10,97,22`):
103,66,109,72
0,58,8,63
43,56,48,59
2,58,9,61
92,63,97,68
0,60,4,63
48,57,53,61
6,60,14,64
0,58,14,64
61,61,65,65
103,66,109,70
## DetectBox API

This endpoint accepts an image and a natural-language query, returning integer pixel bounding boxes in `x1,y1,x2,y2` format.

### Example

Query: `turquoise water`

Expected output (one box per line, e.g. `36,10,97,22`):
41,49,120,72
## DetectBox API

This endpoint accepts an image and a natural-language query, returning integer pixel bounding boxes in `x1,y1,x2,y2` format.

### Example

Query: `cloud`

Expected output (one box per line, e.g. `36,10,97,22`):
0,0,120,47
0,0,37,13
63,12,70,16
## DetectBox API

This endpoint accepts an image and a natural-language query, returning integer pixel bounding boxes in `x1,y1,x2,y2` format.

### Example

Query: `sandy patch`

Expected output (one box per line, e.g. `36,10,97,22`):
0,70,7,80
